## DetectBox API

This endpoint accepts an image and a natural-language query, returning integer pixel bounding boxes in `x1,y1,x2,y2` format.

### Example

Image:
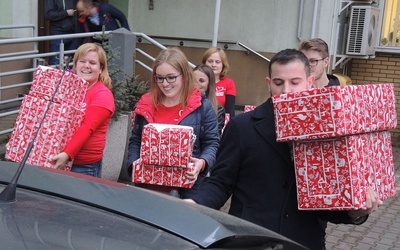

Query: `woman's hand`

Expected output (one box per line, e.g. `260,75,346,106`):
51,152,70,170
185,157,206,183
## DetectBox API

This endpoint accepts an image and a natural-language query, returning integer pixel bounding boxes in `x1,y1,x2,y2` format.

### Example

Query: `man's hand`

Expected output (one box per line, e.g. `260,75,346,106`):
183,199,197,204
348,187,382,222
67,9,76,16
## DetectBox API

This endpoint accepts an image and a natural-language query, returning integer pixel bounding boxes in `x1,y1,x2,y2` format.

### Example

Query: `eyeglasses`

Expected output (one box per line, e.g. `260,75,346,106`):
308,58,326,67
154,74,182,83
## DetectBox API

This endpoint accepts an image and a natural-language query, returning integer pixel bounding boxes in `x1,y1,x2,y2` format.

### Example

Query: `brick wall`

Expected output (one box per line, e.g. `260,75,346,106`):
349,53,400,139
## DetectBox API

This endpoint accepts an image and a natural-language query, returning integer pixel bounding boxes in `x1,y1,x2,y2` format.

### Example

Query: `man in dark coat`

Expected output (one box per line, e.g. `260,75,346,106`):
186,49,381,250
45,0,80,65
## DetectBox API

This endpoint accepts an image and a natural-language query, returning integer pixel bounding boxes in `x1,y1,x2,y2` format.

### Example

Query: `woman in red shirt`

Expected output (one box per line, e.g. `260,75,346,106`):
52,43,115,177
202,47,237,119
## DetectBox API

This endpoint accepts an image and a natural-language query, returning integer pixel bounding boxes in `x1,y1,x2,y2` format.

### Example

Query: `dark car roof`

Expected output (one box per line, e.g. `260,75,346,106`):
0,161,306,249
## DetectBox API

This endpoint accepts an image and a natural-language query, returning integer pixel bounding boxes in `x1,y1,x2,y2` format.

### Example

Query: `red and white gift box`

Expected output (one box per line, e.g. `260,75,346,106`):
132,159,195,188
293,131,396,210
5,94,84,169
29,66,88,109
244,105,256,113
272,84,397,142
140,124,196,168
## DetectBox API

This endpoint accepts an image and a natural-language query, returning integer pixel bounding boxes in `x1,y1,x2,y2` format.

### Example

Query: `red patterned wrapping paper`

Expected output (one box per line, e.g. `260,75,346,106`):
132,159,195,188
272,84,397,142
140,124,196,168
5,95,84,169
293,131,396,210
244,105,256,113
29,66,88,108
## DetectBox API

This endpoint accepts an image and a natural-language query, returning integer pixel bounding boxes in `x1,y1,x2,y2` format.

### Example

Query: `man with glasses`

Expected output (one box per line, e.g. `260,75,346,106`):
299,38,341,88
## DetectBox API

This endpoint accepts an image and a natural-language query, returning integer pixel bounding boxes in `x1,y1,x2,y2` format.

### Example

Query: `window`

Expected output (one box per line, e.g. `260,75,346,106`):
380,0,400,47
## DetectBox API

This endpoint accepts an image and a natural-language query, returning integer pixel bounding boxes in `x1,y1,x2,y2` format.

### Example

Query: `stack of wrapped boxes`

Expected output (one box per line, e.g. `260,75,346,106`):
272,84,397,210
132,123,196,188
5,66,88,169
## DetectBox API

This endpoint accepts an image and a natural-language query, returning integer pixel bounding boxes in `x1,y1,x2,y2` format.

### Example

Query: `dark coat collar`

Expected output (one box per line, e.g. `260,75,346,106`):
253,98,292,164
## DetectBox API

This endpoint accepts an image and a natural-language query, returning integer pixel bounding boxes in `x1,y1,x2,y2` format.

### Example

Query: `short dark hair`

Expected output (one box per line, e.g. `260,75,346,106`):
268,49,310,77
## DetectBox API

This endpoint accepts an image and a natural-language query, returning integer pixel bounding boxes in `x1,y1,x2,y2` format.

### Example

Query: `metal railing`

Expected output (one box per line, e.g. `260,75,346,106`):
0,27,267,138
140,35,269,65
0,29,168,137
237,42,271,62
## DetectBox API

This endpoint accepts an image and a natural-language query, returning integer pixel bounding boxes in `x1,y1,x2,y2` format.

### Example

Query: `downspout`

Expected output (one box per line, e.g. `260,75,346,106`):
212,0,221,47
311,0,320,38
297,0,305,41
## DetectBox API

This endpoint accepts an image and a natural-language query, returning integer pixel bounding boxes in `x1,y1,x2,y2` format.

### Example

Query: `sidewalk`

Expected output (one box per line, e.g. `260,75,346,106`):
325,138,400,250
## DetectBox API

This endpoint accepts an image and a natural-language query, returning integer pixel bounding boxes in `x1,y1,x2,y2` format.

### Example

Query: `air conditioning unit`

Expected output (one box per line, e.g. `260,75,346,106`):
346,5,380,56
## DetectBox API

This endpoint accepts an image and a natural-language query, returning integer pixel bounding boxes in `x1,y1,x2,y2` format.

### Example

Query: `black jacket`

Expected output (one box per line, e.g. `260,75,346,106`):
191,98,360,250
45,0,77,35
327,74,340,86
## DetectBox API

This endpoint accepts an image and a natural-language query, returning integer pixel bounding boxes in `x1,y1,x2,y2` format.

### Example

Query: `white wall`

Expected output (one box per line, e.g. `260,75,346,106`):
0,0,38,37
126,0,338,53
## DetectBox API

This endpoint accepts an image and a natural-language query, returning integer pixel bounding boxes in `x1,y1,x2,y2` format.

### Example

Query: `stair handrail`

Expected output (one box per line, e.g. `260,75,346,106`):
237,42,270,62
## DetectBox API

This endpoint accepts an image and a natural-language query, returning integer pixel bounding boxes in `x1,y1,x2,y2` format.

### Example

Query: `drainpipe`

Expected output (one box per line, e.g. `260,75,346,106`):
212,0,221,47
311,0,320,38
297,0,305,41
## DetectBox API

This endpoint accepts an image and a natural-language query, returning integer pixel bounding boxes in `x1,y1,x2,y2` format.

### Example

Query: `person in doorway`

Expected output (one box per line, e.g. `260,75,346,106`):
76,0,130,33
185,49,381,250
299,38,341,88
127,47,219,198
52,43,115,177
193,64,226,136
202,47,236,119
45,0,80,66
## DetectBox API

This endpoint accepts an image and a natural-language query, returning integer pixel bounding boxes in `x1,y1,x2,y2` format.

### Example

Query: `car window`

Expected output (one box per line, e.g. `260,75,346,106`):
0,187,200,249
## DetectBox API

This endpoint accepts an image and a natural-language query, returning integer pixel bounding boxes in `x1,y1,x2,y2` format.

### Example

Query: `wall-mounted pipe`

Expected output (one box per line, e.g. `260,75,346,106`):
311,0,320,38
212,0,221,47
297,0,305,41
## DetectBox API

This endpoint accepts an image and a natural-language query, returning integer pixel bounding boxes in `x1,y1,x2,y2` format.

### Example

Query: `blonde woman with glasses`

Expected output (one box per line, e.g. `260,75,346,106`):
127,47,219,199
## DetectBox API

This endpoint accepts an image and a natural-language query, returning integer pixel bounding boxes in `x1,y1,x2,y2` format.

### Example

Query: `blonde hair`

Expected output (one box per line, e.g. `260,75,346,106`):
73,43,112,89
299,38,329,58
150,47,195,108
201,47,230,79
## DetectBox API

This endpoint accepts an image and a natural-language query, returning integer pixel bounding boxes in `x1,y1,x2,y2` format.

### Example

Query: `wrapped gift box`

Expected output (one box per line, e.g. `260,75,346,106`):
132,159,195,188
273,84,397,142
293,131,396,210
140,124,196,168
29,66,88,109
244,105,256,113
5,95,84,169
